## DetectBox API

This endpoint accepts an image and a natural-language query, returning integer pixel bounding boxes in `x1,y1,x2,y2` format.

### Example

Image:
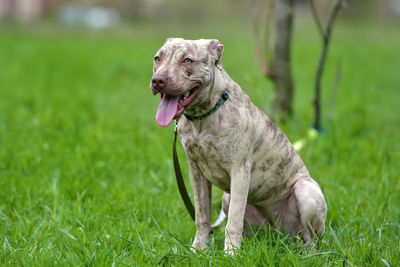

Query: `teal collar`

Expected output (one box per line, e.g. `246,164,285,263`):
184,90,229,121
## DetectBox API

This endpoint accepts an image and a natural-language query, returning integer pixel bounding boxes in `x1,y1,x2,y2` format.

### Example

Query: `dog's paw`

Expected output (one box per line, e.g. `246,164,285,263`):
224,248,235,256
191,238,208,253
223,242,238,256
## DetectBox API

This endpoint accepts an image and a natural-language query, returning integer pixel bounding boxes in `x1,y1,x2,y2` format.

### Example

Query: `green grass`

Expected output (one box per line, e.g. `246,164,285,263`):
0,19,399,265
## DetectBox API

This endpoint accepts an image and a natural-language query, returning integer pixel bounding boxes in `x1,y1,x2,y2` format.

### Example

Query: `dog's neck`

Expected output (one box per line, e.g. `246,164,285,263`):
184,66,228,119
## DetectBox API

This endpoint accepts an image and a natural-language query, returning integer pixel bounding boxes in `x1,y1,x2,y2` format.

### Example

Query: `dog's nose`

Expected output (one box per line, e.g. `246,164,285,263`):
151,74,168,91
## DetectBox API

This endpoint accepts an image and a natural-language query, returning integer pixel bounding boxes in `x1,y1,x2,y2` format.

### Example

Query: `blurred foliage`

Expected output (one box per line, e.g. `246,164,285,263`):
2,0,399,23
68,0,400,20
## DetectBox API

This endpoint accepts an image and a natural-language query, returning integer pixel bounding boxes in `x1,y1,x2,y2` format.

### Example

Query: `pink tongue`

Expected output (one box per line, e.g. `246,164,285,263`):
156,95,179,127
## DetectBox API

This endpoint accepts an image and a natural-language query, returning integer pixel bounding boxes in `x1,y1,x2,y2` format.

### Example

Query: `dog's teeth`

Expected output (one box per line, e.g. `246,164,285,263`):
184,91,190,99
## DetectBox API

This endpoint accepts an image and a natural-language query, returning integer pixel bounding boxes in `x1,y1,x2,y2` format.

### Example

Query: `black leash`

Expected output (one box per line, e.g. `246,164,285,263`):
173,121,195,221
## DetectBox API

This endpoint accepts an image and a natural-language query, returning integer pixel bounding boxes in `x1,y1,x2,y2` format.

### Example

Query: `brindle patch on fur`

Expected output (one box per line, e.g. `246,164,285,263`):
266,158,275,166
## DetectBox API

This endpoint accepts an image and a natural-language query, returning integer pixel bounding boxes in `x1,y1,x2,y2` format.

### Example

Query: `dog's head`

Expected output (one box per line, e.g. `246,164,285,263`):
150,38,224,127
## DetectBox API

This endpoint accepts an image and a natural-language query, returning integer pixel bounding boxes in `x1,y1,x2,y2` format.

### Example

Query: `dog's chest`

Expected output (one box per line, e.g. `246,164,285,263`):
180,132,231,191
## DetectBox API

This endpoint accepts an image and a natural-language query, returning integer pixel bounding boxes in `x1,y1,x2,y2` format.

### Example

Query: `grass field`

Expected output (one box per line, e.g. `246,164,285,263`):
0,19,399,265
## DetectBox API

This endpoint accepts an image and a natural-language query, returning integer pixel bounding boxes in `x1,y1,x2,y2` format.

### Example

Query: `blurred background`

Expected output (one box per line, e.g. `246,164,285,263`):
0,0,399,25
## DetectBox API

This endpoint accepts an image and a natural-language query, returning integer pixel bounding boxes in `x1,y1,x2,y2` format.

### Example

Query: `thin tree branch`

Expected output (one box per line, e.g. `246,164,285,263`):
313,0,345,131
309,0,325,40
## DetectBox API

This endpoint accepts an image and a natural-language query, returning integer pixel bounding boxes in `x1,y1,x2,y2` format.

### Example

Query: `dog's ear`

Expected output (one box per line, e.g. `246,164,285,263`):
208,39,224,67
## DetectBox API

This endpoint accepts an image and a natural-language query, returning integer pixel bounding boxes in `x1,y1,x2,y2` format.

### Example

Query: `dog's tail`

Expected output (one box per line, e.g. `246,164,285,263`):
211,209,226,228
211,192,230,228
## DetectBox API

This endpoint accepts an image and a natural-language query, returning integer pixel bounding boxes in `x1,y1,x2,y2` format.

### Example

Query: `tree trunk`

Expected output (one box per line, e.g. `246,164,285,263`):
271,0,294,121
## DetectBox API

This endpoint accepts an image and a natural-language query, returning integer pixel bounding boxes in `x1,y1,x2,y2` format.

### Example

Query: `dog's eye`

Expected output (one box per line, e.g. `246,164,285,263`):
154,56,160,62
183,58,193,63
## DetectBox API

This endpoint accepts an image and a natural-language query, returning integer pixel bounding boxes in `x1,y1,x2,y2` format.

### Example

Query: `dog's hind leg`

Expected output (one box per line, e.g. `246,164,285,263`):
293,176,327,247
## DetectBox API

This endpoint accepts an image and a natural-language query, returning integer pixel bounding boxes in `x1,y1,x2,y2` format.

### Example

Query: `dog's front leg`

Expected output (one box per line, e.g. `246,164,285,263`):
188,160,212,251
224,160,251,255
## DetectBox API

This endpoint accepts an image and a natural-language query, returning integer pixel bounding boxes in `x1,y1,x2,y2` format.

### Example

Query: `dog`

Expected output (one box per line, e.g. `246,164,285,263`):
150,38,327,255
